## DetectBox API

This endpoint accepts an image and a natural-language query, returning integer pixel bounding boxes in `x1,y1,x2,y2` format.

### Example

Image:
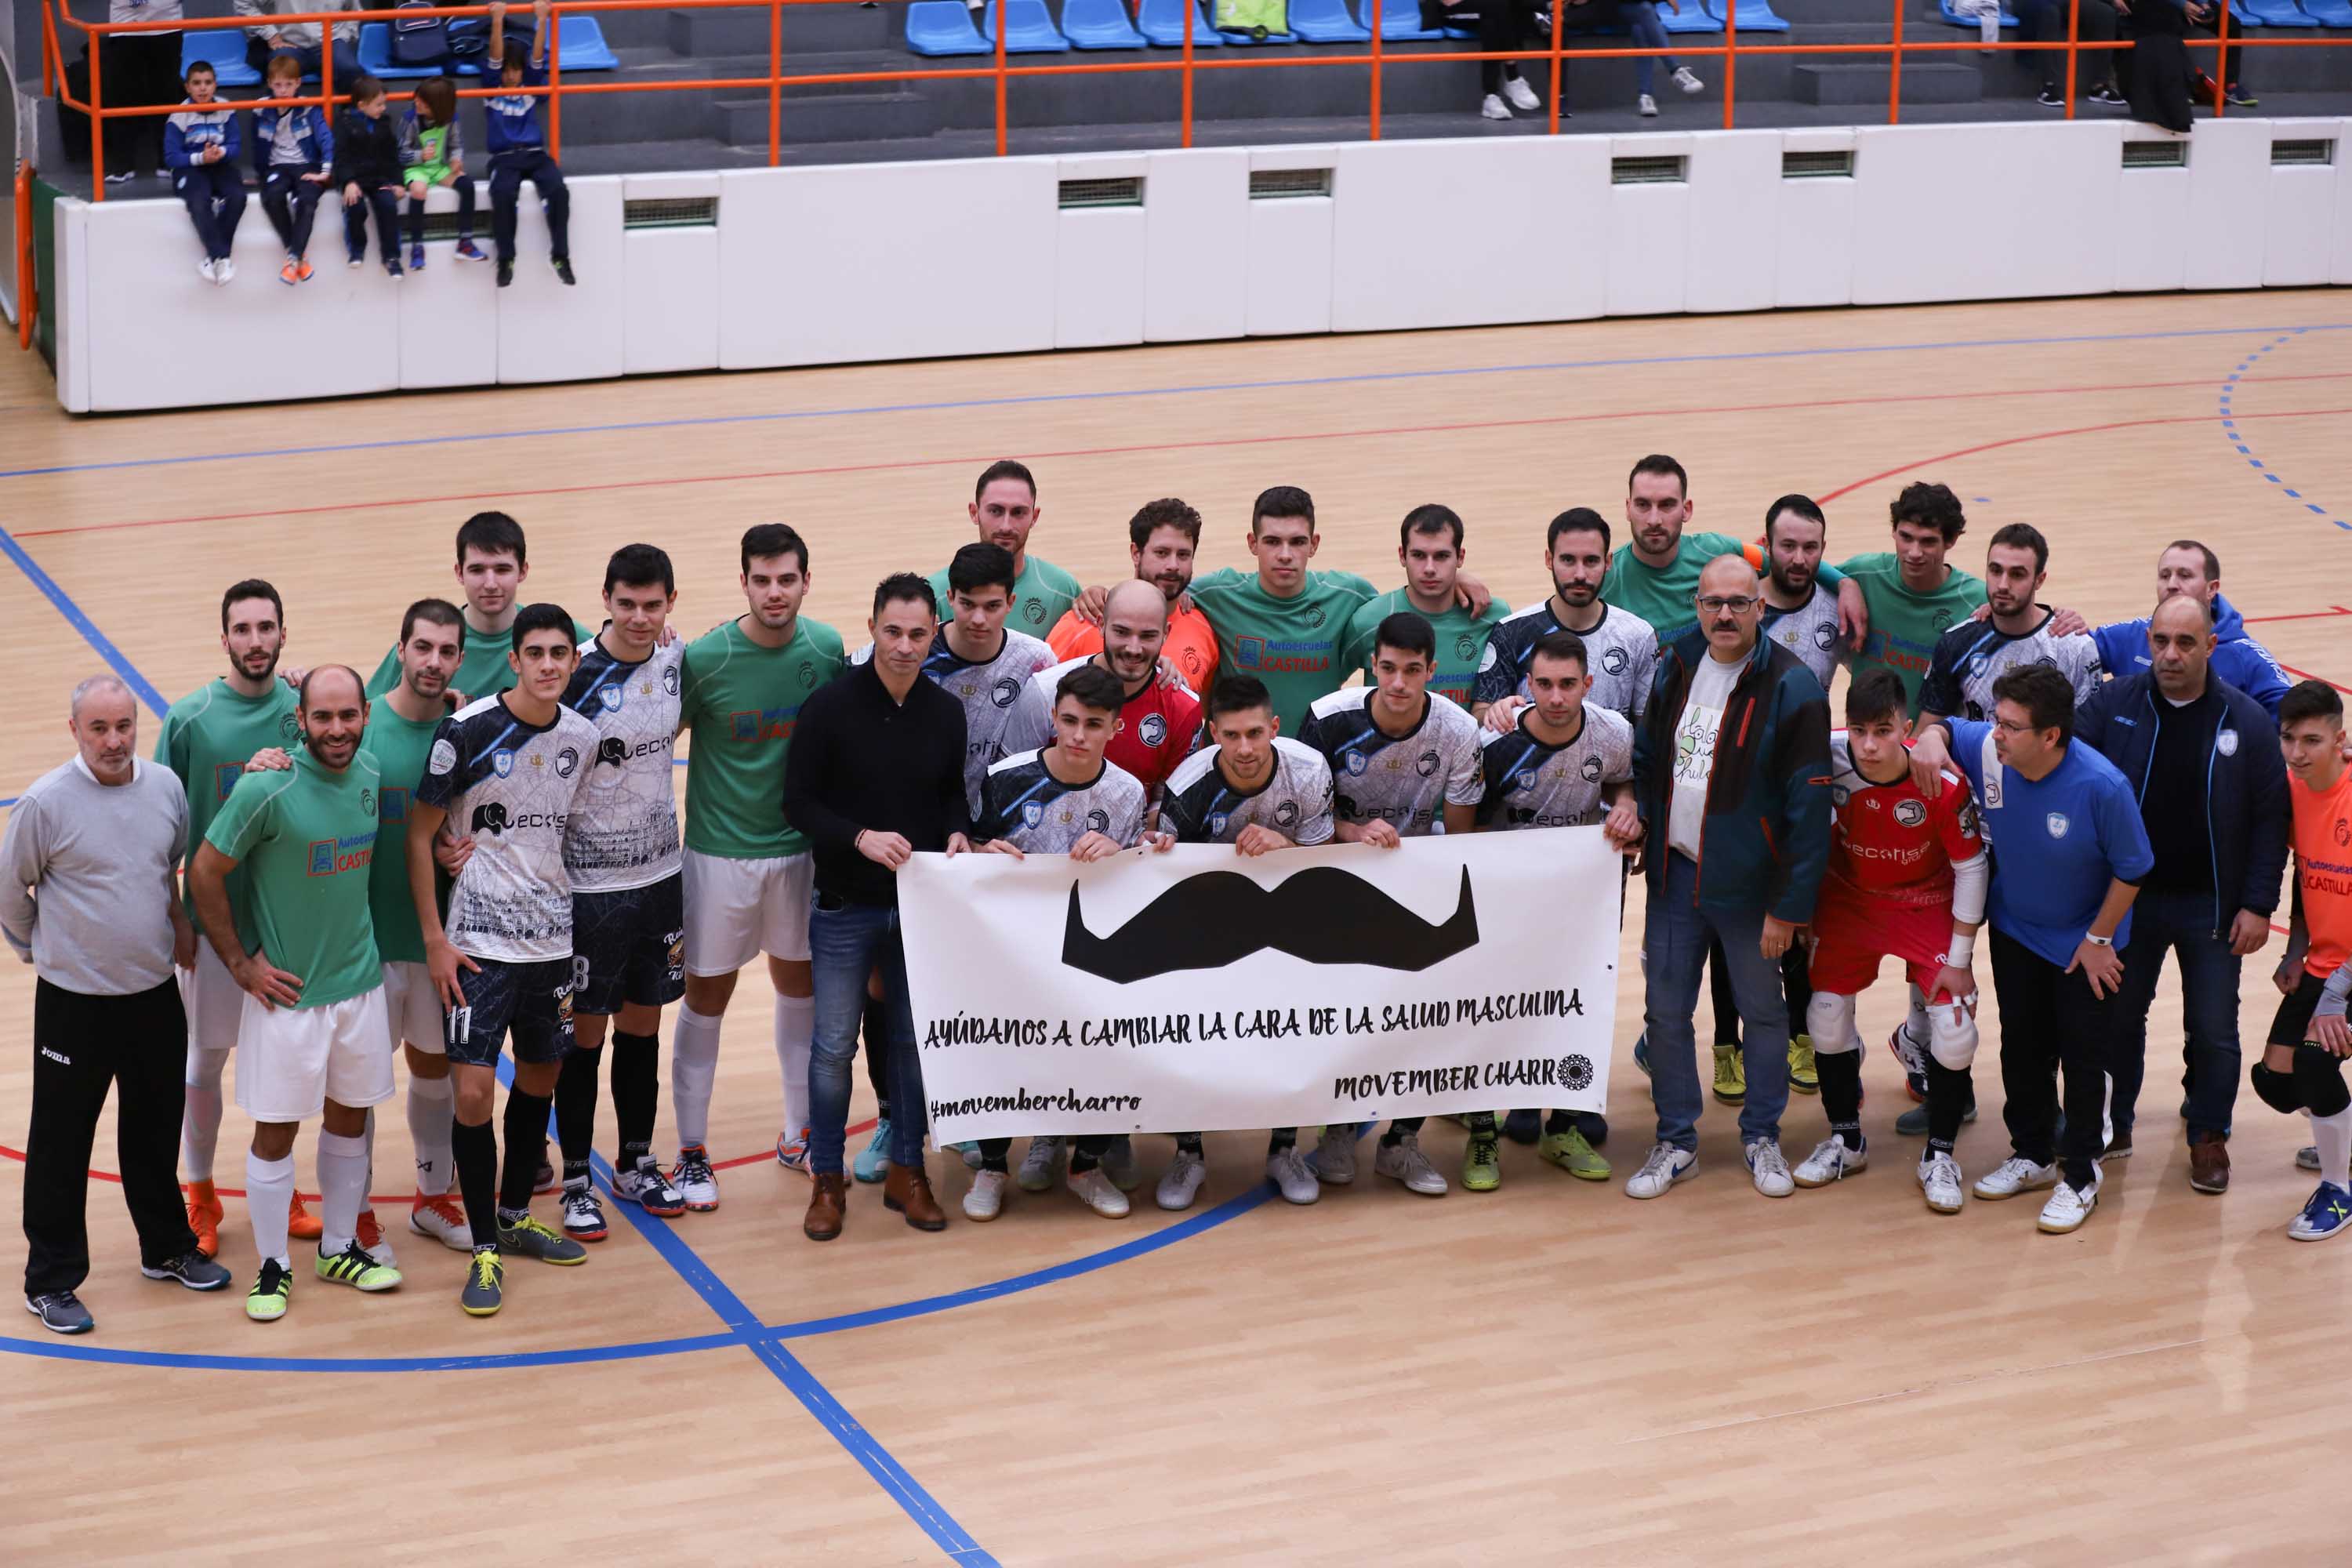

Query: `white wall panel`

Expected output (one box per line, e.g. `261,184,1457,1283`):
2182,116,2272,290
1851,121,2118,304
56,198,91,414
495,174,626,385
2113,160,2190,294
2334,119,2352,285
2261,162,2335,289
1245,195,1332,336
1054,205,1147,349
397,180,499,390
1142,149,1249,343
1774,182,1855,308
1683,130,1780,314
622,227,721,374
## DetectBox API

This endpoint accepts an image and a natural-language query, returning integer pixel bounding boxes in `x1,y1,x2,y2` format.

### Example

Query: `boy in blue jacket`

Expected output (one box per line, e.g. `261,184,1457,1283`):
484,0,575,289
165,60,246,285
252,53,332,285
331,74,405,276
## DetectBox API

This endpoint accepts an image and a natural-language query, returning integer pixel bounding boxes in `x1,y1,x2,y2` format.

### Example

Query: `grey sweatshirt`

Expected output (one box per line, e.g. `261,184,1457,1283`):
1,756,187,996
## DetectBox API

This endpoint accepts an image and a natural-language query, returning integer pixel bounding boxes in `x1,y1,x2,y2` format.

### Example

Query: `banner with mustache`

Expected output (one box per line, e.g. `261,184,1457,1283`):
898,830,1621,1144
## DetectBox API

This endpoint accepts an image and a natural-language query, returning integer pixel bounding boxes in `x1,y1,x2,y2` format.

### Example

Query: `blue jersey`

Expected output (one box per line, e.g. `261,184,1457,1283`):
1946,718,2154,969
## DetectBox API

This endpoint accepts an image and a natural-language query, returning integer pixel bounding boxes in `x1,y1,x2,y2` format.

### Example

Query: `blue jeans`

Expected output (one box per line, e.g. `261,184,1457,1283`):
1642,851,1793,1153
1624,2,1679,95
2109,887,2243,1142
808,897,925,1177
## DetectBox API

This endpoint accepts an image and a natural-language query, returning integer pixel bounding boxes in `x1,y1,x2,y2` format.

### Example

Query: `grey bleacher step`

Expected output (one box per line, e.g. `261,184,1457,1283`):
1792,60,1979,103
668,3,902,56
713,88,938,143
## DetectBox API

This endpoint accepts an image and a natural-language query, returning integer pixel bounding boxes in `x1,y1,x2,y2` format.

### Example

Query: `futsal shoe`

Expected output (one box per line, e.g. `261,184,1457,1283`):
1017,1136,1066,1193
1100,1135,1142,1193
533,1152,557,1194
1745,1139,1795,1198
1311,1124,1361,1186
356,1208,395,1266
1918,1152,1966,1214
245,1259,292,1322
1624,1144,1697,1199
560,1181,608,1243
140,1250,232,1290
853,1120,892,1184
499,1214,590,1264
776,1128,811,1175
461,1248,505,1316
673,1144,720,1211
287,1189,322,1241
316,1240,403,1292
964,1168,1007,1221
2036,1171,2100,1234
455,238,485,262
2299,1146,2321,1172
615,1160,688,1218
409,1192,474,1250
1711,1044,1746,1105
1793,1137,1867,1188
1973,1156,2057,1201
1068,1167,1131,1218
27,1291,94,1334
184,1181,224,1259
1539,1128,1611,1181
2288,1181,2352,1243
1461,1132,1502,1192
1887,1024,1929,1086
1156,1150,1207,1211
1788,1034,1819,1094
1374,1134,1448,1196
1267,1145,1320,1204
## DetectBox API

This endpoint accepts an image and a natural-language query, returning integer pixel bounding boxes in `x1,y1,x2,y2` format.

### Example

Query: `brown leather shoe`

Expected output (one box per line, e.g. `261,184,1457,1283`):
883,1161,948,1232
2188,1132,2230,1195
804,1173,848,1240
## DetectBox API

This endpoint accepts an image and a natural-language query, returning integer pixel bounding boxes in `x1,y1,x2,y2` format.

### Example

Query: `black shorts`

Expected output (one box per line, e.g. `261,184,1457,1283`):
569,873,687,1017
447,955,576,1068
2271,970,2335,1047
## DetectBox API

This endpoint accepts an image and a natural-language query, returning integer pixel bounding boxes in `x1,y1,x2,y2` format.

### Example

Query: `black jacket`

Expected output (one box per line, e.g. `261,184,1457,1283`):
329,109,402,191
783,659,970,908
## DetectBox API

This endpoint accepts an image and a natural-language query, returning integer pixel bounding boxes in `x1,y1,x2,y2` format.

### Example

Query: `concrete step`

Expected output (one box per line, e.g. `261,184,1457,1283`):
1793,60,1980,103
715,87,940,141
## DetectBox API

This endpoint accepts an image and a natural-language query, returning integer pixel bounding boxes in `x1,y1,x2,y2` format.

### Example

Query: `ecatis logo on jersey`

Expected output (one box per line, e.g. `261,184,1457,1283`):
1580,753,1604,783
1139,713,1168,749
556,747,580,779
663,664,681,697
1893,799,1926,828
1416,749,1441,779
1600,647,1629,676
993,677,1023,709
1813,621,1837,651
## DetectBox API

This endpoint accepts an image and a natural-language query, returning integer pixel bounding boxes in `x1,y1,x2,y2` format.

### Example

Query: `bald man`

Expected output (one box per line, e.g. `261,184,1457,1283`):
2071,594,2290,1193
8,677,229,1334
1625,555,1832,1203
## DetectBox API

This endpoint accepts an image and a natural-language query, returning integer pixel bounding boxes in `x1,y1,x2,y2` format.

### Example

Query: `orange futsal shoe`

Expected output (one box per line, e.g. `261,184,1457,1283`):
185,1181,225,1259
287,1189,324,1241
356,1208,386,1259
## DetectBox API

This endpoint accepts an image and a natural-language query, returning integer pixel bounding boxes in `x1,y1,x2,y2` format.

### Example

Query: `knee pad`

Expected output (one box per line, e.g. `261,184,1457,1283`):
1806,991,1861,1053
1927,996,1980,1073
2252,1062,2304,1116
2293,1049,2351,1119
187,1044,230,1093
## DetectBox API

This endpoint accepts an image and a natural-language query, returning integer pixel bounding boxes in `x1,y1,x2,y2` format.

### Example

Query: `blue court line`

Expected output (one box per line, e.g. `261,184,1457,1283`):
2220,329,2350,533
0,521,169,713
8,321,2349,484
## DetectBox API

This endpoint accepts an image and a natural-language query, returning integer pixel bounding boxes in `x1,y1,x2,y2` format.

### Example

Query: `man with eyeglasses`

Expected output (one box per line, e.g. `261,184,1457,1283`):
1625,556,1832,1203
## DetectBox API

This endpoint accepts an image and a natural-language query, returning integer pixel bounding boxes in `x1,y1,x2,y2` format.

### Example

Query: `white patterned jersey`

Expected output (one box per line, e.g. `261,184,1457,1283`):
559,636,684,893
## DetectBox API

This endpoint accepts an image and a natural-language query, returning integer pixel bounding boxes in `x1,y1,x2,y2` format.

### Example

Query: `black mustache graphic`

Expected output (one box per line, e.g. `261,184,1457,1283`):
1061,866,1479,983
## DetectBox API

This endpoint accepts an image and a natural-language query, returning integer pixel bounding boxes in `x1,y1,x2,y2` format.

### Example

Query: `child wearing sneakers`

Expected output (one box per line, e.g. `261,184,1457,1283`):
163,60,246,285
252,53,333,286
331,74,405,277
397,77,484,273
484,0,575,288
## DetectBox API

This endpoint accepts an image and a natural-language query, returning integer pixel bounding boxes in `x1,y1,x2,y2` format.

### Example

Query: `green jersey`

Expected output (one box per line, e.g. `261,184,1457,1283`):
1606,533,1851,645
365,616,593,705
358,702,446,965
1187,567,1379,735
1835,552,1987,714
679,615,847,860
1338,587,1511,710
925,554,1083,642
204,750,382,1011
155,677,303,951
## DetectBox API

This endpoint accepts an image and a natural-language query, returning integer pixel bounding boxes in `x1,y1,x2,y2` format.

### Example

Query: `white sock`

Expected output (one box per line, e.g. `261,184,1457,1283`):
318,1129,369,1256
407,1073,456,1196
775,993,815,1135
672,1005,723,1149
182,1047,230,1181
1904,982,1929,1052
2315,1106,2352,1191
247,1150,296,1269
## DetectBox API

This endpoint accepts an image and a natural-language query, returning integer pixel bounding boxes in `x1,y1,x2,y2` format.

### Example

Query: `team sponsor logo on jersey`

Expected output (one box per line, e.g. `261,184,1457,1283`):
727,705,802,742
1580,753,1604,783
556,746,579,779
1273,800,1301,829
1086,808,1109,833
360,787,376,817
1813,620,1837,651
1023,601,1047,626
2334,816,2350,848
1416,750,1441,779
471,802,510,835
1893,799,1926,828
1305,604,1327,629
1958,800,1980,836
662,665,680,696
1232,637,1330,675
1602,646,1630,676
598,683,625,712
993,676,1023,709
429,738,458,775
1139,713,1167,749
215,762,244,800
1479,644,1499,673
492,749,515,778
2216,728,2238,757
1932,608,1955,630
1455,633,1479,662
278,713,300,742
306,833,374,876
2045,811,2070,840
1509,765,1540,794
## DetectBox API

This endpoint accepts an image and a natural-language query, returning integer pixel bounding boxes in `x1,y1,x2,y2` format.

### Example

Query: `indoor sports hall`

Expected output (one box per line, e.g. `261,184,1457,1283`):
3,3,2351,1560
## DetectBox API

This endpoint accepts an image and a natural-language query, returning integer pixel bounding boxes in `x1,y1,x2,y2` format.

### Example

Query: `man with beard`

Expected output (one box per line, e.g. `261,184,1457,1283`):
1604,455,1865,648
1758,495,1843,691
1830,483,1986,717
926,460,1082,641
157,579,307,1259
191,667,401,1320
1476,509,1657,734
1919,524,2103,730
1338,505,1510,710
365,513,589,702
1049,498,1221,692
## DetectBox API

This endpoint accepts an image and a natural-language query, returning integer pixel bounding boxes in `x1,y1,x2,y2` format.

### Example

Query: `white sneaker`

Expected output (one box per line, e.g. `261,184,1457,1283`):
1100,1136,1142,1193
1156,1149,1207,1211
1375,1134,1448,1196
1973,1155,2059,1200
1312,1124,1360,1185
963,1168,1007,1221
560,1182,606,1240
214,258,234,285
1624,1143,1697,1199
1918,1152,1965,1214
1745,1138,1795,1198
1674,64,1704,93
1792,1136,1867,1188
1017,1136,1065,1193
198,258,217,282
671,1145,720,1210
1502,75,1540,111
1638,93,1659,117
1266,1145,1320,1205
1067,1167,1131,1218
2037,1172,2100,1233
1481,93,1512,121
408,1194,473,1250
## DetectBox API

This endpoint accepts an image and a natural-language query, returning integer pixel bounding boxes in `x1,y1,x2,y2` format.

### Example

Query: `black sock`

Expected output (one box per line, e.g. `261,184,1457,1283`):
1177,1132,1203,1156
1267,1127,1297,1153
1817,1048,1864,1149
1468,1111,1497,1138
1926,1058,1973,1154
1545,1110,1574,1136
554,1046,599,1186
611,1030,659,1170
1381,1117,1424,1147
980,1138,1011,1173
499,1089,553,1214
1069,1139,1101,1174
452,1117,499,1249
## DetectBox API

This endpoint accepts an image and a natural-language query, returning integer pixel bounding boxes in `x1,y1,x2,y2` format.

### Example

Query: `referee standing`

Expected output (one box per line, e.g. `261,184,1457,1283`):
6,677,231,1334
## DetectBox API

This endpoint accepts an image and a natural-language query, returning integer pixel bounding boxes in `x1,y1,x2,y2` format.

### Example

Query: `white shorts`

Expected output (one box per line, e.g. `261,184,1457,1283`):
179,941,246,1057
682,848,812,976
234,986,396,1123
382,960,443,1055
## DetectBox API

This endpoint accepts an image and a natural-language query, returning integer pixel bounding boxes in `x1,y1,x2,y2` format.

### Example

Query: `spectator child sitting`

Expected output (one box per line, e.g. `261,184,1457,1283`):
165,60,246,285
331,74,405,277
252,53,333,285
398,78,485,273
485,0,575,288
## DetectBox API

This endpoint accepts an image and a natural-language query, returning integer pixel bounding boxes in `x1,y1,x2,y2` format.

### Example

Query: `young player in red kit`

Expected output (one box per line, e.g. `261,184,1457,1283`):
1793,668,1989,1212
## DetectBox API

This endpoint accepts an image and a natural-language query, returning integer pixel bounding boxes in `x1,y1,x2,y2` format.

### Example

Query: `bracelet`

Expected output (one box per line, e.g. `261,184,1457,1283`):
2084,932,2113,949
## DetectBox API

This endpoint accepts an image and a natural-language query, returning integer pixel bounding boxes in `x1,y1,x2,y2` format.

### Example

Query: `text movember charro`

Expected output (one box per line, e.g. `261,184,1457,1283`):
1059,866,1479,984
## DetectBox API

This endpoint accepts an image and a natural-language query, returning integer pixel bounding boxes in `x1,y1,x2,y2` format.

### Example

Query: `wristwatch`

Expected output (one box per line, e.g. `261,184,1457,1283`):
2084,933,2114,948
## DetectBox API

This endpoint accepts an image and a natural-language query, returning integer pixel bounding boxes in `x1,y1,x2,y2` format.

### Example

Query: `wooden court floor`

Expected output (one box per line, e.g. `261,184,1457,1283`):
2,290,2350,1565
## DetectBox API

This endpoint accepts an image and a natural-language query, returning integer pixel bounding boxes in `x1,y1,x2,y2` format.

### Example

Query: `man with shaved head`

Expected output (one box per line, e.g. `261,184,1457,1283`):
2070,593,2290,1193
1625,554,1832,1203
8,677,231,1334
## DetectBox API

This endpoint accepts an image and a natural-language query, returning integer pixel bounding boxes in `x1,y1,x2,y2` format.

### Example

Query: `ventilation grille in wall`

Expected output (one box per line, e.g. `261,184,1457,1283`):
623,196,720,229
2272,139,2335,166
2122,140,2188,169
1250,168,1333,198
1058,177,1145,208
1611,155,1688,185
1781,149,1854,179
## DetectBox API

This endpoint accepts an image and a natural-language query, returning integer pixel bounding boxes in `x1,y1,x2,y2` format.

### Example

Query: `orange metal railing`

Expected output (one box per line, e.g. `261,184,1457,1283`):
33,0,2352,201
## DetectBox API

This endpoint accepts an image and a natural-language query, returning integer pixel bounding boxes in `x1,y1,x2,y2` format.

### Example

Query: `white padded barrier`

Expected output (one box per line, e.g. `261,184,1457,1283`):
1054,154,1149,350
2113,129,2191,295
2335,118,2352,285
1142,149,1249,343
2182,117,2273,290
398,179,499,390
496,174,624,384
1246,144,1341,337
56,201,91,415
1683,130,1780,315
1851,121,2121,304
1773,128,1857,308
1608,132,1693,318
622,173,722,375
2262,159,2336,289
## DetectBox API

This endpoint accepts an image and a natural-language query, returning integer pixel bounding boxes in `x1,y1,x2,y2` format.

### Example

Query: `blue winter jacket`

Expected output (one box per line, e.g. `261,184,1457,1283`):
250,103,334,174
2092,593,2292,719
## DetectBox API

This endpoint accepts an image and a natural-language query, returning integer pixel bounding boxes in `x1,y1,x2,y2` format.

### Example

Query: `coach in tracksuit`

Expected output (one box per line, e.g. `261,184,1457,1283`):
2075,595,2290,1194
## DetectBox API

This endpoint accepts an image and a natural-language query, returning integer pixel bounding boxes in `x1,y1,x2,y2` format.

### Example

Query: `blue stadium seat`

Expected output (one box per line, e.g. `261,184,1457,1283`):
1711,0,1790,31
356,23,445,81
1355,0,1444,36
1139,0,1228,45
2303,0,2352,24
1210,2,1298,40
1061,0,1150,45
981,0,1074,47
907,0,993,53
452,14,623,71
1289,0,1374,40
1659,1,1720,31
181,31,261,89
2232,0,2318,24
1936,0,2017,25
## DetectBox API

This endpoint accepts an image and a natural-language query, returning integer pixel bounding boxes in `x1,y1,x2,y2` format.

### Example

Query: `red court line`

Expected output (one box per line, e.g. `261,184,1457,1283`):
2280,663,2352,695
21,372,2352,542
2244,608,2352,624
0,1117,879,1203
